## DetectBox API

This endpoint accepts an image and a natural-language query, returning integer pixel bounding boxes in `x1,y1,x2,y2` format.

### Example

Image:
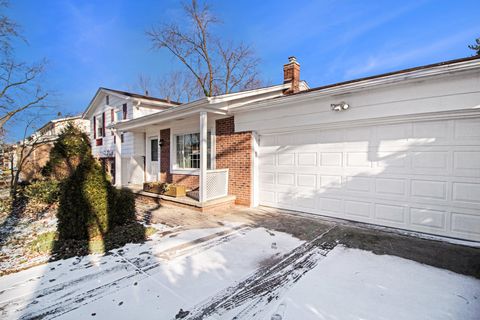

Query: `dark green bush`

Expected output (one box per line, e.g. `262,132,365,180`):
109,188,136,226
57,158,110,240
42,123,91,180
24,180,60,204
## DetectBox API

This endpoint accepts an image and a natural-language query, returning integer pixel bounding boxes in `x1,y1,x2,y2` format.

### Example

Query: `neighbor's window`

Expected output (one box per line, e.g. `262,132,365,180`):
151,138,159,162
106,95,110,105
96,113,104,137
175,132,211,169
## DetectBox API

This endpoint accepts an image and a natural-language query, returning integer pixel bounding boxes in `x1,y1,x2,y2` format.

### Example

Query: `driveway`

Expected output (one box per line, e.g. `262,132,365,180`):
0,202,479,319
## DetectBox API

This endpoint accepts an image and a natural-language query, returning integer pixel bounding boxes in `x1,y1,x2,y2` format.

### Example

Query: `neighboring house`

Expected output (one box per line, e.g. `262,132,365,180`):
82,88,181,184
18,116,90,181
85,56,480,242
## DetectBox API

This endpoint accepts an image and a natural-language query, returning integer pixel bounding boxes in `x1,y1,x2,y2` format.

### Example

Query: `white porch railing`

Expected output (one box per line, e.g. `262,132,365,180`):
206,169,229,201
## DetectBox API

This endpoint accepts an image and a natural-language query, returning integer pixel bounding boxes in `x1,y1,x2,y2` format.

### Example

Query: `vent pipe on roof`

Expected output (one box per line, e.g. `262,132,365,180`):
283,56,300,94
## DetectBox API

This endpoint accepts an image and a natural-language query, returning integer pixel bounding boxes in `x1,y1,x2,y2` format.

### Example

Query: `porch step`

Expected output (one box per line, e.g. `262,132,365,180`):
125,186,236,212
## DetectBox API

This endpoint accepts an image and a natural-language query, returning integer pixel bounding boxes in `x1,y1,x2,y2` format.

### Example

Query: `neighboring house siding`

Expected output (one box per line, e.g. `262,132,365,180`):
216,116,252,206
20,118,90,182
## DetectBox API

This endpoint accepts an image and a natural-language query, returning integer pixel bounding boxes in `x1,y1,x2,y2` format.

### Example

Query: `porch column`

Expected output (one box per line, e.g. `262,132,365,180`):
114,130,122,187
199,111,208,203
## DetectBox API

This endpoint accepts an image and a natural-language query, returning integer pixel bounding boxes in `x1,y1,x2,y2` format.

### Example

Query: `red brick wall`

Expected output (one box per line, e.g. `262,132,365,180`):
159,128,199,190
215,116,252,206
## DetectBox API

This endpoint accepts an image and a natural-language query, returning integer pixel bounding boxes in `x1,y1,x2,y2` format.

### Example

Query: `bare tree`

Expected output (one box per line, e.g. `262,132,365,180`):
157,70,201,103
9,117,44,198
0,1,48,131
0,0,21,55
136,73,152,95
469,37,480,56
146,0,262,98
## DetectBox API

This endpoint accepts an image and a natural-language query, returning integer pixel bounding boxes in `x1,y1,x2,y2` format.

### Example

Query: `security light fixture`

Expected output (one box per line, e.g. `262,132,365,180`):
331,102,349,112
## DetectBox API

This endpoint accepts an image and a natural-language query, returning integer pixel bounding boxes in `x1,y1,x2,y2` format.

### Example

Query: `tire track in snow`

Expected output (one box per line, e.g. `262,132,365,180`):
182,226,338,320
1,225,249,319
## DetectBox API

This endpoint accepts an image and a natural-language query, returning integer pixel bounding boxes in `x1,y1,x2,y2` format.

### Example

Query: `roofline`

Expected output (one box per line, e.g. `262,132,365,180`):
231,55,480,113
99,87,181,105
300,55,480,95
82,87,181,119
36,115,84,133
114,82,294,131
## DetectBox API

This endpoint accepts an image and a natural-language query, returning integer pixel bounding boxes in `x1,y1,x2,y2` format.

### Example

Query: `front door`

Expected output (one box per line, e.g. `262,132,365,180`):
147,136,159,182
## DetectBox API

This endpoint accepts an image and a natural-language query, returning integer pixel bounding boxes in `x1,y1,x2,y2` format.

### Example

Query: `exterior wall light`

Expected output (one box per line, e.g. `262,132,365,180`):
331,102,350,112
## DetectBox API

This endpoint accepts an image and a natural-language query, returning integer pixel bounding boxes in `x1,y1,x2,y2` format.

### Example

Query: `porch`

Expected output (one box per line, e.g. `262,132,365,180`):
113,106,251,208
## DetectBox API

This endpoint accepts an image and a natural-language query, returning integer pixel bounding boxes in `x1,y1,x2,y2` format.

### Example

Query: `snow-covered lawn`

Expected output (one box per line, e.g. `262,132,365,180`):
0,222,479,320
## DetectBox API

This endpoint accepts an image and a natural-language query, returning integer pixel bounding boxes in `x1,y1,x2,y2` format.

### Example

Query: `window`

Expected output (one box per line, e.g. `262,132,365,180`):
116,109,122,122
120,133,124,143
175,132,211,169
151,139,159,162
110,109,114,123
95,113,104,137
122,103,127,120
106,95,110,105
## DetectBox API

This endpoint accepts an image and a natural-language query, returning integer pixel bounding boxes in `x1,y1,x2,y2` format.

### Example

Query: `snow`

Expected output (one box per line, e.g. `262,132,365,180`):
265,246,480,320
0,223,301,319
1,223,479,320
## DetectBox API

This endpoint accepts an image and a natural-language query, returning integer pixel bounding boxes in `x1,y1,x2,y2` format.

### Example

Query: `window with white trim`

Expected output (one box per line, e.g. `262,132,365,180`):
96,113,104,137
175,132,212,169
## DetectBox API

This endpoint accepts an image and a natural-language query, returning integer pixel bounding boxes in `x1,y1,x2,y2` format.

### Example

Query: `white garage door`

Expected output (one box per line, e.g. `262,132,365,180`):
258,117,480,241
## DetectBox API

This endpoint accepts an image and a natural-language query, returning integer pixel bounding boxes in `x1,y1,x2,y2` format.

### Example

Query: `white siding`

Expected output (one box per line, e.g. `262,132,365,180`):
235,70,480,133
89,94,160,159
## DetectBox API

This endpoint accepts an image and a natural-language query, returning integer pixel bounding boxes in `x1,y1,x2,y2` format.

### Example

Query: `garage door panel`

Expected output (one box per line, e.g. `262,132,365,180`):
451,212,480,238
345,200,372,218
375,123,410,143
297,174,316,188
346,152,372,167
374,203,406,224
375,178,406,196
319,175,343,188
453,118,480,142
259,118,480,241
413,121,449,140
410,207,446,230
318,197,344,214
297,152,317,166
320,152,343,166
345,176,372,192
453,151,480,177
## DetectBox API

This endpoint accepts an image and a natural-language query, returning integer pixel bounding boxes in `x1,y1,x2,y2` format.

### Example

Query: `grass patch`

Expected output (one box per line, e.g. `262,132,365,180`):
28,231,57,254
145,226,158,237
27,223,150,260
50,222,148,260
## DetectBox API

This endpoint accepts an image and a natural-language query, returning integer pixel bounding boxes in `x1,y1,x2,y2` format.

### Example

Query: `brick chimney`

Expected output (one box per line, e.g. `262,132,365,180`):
283,56,300,94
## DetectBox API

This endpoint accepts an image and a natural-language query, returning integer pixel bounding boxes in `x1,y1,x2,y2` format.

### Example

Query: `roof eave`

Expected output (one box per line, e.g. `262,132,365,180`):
231,56,480,114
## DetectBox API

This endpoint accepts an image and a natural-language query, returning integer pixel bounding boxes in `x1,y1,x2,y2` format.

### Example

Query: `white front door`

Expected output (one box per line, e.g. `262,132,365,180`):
147,136,159,182
258,117,480,242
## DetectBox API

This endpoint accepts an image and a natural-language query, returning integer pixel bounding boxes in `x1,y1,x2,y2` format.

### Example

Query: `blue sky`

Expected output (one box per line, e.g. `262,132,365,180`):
5,0,479,140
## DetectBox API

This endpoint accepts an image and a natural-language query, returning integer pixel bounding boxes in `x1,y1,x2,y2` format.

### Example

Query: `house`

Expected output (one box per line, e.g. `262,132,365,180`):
82,88,181,184
17,116,89,181
84,56,480,242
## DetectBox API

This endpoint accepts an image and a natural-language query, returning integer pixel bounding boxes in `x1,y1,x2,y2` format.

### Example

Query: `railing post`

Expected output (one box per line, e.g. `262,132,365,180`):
199,111,208,203
114,130,122,187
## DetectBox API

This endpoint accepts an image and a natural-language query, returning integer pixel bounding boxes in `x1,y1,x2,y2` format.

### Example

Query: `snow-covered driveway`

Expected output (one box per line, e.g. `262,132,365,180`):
0,222,479,320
